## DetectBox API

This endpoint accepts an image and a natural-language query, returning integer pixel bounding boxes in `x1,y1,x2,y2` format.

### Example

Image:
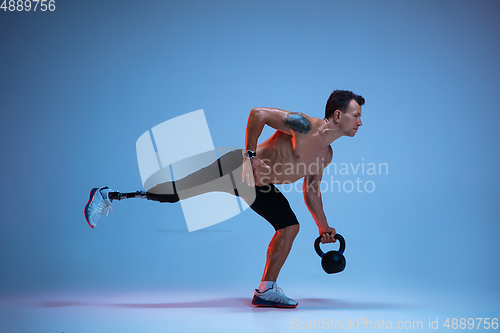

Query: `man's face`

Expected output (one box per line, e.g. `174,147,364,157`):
339,99,363,137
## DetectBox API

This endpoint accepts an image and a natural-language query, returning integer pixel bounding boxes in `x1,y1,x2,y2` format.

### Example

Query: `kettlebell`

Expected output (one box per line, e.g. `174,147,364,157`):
314,234,346,274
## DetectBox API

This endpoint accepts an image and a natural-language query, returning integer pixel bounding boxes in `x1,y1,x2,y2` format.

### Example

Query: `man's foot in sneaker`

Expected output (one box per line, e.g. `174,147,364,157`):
251,283,298,308
84,187,113,228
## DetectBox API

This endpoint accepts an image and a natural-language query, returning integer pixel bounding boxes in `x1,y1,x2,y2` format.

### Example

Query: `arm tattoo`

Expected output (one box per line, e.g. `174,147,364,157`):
285,112,311,134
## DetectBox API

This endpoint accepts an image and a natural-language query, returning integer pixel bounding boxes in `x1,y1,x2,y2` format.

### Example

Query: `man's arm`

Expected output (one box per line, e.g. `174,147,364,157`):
303,146,336,243
244,107,312,150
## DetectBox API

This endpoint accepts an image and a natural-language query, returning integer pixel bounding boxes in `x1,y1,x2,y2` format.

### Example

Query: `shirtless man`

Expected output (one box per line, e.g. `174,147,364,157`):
84,89,365,308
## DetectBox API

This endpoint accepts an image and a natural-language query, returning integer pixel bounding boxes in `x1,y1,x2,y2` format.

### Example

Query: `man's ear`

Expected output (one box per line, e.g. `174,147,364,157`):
333,109,342,123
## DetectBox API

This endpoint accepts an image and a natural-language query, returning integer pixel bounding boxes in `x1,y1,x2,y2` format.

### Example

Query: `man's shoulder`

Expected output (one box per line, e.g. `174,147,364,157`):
288,112,321,123
285,112,326,135
284,112,312,134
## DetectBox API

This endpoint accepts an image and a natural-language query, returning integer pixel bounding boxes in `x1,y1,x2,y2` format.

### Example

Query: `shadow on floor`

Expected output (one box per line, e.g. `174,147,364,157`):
37,297,410,311
296,298,410,310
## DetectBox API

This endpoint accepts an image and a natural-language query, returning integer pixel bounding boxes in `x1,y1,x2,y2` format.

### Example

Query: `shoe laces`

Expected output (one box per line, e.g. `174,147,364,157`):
95,197,113,216
260,286,289,303
273,286,284,295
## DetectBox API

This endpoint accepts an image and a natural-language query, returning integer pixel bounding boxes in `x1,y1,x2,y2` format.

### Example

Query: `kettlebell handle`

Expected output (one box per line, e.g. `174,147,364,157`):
314,234,345,258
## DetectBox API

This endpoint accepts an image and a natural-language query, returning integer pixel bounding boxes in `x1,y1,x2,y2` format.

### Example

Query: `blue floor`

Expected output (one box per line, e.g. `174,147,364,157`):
1,284,497,332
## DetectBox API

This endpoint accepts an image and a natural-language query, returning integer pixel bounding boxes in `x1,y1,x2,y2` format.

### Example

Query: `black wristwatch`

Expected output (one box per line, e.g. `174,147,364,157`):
244,150,257,159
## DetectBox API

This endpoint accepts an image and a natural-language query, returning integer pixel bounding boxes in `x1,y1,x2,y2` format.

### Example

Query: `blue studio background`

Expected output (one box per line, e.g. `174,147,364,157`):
1,0,499,311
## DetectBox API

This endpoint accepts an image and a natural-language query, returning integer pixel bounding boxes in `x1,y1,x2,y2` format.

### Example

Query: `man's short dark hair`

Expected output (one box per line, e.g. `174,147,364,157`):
325,90,365,119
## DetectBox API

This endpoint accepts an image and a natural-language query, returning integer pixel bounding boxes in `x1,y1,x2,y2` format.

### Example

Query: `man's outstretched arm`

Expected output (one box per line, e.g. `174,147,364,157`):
303,147,336,243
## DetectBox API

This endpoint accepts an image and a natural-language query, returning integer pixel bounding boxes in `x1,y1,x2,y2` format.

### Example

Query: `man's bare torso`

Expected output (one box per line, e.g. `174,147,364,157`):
255,116,333,186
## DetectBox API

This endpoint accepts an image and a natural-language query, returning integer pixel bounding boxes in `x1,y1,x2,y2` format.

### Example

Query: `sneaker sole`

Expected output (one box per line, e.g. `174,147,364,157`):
84,188,98,228
251,296,298,308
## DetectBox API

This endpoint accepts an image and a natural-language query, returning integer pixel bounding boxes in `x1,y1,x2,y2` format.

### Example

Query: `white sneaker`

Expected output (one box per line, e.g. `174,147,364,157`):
84,187,113,228
251,283,298,308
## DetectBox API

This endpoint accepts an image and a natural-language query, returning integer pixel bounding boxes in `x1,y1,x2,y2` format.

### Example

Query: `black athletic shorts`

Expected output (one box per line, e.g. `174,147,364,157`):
250,184,299,231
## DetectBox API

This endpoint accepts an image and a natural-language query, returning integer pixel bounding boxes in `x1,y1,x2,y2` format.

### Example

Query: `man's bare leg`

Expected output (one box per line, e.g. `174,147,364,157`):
251,224,300,307
261,224,300,282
